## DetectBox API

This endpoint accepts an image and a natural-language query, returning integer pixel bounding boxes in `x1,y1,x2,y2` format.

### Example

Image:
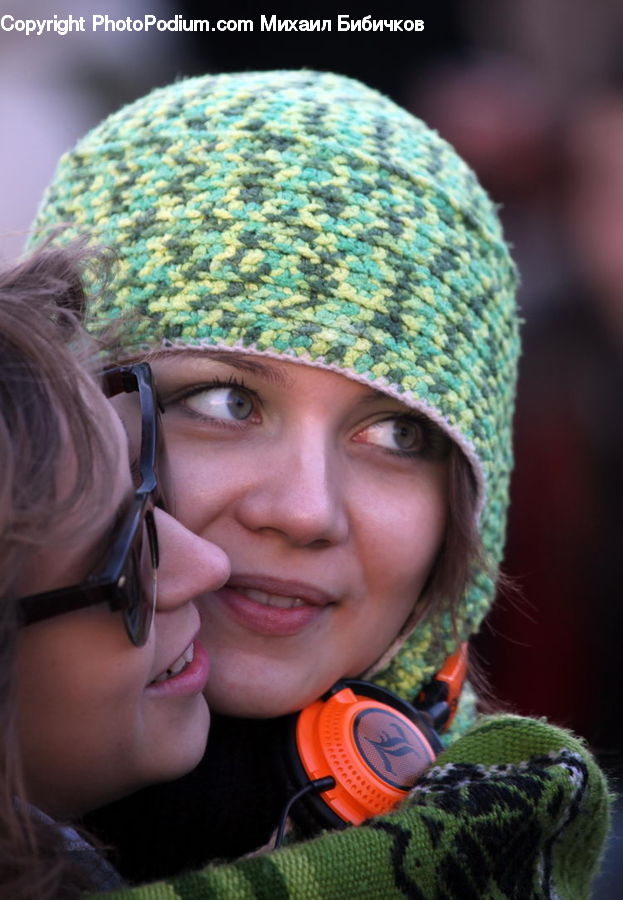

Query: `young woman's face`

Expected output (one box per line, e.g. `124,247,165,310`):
13,376,230,819
150,352,449,719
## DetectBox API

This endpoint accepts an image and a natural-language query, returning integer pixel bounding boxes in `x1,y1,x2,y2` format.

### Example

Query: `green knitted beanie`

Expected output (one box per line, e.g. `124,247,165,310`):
32,70,519,737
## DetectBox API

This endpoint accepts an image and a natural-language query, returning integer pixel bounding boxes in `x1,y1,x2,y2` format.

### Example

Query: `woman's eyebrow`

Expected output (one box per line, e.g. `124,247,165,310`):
354,387,409,409
151,349,291,386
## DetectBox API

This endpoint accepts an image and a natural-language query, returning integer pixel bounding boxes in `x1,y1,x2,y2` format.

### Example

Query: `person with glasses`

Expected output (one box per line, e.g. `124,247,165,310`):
31,72,610,899
0,245,230,897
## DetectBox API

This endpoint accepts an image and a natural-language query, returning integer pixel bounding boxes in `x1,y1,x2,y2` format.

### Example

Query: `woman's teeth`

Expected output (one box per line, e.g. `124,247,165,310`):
240,588,306,610
153,643,194,683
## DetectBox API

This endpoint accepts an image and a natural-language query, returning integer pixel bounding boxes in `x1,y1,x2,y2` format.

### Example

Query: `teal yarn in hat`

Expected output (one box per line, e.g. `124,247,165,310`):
32,70,519,734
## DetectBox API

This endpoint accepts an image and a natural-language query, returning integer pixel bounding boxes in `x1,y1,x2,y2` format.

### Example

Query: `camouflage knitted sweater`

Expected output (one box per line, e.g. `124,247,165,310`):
87,715,609,899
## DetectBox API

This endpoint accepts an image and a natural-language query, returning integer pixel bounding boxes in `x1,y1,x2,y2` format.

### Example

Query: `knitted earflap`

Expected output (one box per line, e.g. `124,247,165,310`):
32,70,519,736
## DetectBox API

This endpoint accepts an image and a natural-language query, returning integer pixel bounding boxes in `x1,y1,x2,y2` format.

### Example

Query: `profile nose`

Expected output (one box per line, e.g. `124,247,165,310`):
153,508,230,609
235,438,349,548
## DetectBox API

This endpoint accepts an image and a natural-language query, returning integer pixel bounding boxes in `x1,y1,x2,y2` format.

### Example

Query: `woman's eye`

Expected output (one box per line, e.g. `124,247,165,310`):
182,385,255,421
357,417,425,454
391,418,425,452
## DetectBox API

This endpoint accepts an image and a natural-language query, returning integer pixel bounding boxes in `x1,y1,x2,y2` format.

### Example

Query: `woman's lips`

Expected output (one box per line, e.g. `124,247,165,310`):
213,576,335,637
146,639,210,696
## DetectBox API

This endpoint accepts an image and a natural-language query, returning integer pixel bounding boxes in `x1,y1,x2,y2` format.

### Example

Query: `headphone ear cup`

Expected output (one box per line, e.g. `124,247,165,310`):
283,681,442,832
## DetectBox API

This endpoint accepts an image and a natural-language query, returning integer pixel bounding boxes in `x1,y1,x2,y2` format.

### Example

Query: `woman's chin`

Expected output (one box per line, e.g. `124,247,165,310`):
204,677,326,720
148,701,211,781
206,692,299,719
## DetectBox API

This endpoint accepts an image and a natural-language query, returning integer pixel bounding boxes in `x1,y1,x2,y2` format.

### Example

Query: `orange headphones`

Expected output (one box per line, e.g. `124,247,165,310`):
278,644,468,840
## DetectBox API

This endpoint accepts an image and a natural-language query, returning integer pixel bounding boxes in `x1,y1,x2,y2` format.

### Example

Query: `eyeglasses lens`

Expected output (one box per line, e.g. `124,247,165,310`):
119,507,158,646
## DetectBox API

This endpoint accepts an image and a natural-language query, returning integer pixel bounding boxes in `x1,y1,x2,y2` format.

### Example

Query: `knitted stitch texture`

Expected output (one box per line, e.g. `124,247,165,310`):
87,715,610,899
32,70,519,725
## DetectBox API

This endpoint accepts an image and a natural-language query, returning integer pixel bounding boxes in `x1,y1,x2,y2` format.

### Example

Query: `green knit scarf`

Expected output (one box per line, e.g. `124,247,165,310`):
89,715,610,899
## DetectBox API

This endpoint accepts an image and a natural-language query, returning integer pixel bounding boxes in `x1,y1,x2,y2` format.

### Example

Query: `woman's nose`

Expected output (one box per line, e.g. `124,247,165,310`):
235,439,349,548
153,508,230,610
